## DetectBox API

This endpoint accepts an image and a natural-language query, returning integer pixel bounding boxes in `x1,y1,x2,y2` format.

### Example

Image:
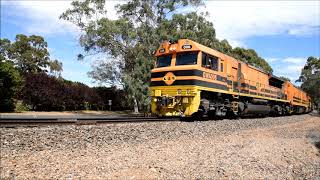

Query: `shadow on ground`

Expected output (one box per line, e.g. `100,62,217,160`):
309,110,320,117
308,130,320,153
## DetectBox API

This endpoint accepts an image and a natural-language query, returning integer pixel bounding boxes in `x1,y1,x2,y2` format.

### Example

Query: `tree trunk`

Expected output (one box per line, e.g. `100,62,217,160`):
133,97,139,114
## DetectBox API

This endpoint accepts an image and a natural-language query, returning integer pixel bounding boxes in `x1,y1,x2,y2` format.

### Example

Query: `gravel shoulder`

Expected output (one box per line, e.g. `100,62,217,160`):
1,114,320,179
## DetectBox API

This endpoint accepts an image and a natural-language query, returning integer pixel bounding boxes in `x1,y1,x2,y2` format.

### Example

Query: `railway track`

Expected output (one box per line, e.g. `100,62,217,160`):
0,116,180,127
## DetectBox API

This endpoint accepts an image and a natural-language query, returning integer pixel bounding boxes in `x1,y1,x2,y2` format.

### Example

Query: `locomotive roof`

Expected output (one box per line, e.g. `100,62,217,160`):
269,74,285,82
156,39,299,86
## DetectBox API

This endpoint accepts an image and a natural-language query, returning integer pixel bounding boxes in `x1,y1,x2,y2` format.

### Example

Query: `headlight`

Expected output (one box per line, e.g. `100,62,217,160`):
169,47,176,51
177,89,182,95
186,89,191,94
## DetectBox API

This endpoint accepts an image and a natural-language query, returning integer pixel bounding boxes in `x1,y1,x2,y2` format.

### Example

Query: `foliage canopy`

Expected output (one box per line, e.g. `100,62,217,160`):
0,34,62,75
61,0,273,112
0,34,63,111
296,57,320,109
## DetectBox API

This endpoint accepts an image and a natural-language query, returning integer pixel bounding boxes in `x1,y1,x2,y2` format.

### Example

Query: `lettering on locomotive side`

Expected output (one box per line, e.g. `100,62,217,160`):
203,72,217,80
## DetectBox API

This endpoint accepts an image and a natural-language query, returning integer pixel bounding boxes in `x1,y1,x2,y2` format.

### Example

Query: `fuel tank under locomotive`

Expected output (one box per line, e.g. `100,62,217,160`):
238,99,271,116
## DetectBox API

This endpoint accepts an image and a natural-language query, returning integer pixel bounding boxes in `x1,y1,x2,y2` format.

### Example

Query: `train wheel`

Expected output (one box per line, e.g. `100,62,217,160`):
180,116,193,122
192,111,204,121
207,110,215,120
226,110,238,120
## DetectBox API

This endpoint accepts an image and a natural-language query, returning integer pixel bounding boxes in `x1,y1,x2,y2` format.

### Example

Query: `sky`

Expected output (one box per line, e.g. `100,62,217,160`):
1,0,319,86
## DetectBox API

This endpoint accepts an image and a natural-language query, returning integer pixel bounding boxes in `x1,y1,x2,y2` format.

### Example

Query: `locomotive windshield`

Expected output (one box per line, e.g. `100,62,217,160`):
176,52,198,65
156,54,172,67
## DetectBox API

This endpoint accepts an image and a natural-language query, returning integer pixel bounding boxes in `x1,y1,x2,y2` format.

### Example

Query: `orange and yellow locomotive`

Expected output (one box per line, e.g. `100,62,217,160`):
150,39,311,118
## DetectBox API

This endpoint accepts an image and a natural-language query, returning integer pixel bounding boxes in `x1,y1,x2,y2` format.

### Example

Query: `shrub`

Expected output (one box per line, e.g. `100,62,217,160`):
0,61,22,112
20,73,129,111
15,100,29,112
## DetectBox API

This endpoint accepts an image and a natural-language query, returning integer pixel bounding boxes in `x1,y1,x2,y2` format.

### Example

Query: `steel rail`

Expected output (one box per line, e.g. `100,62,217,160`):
0,117,180,127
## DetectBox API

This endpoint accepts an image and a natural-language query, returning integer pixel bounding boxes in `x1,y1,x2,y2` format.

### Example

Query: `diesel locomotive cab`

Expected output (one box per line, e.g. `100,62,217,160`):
150,39,202,117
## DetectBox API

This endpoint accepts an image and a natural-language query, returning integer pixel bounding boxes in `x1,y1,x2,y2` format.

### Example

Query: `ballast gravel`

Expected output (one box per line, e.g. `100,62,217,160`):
1,114,320,179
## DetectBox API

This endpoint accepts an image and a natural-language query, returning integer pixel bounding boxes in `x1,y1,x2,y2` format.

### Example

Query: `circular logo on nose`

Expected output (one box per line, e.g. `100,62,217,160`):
163,72,176,85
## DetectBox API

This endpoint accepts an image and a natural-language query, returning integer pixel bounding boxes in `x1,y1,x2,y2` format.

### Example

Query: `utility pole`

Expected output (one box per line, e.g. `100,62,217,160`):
108,100,112,111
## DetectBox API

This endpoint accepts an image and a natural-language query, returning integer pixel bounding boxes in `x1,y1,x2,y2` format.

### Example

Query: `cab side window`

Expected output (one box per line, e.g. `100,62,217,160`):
210,56,218,71
202,52,219,71
202,52,209,68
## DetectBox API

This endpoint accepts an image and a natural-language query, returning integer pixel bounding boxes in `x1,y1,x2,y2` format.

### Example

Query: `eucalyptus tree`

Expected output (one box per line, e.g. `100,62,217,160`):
0,34,63,74
1,34,63,111
296,56,320,110
61,0,272,113
61,0,202,112
49,59,63,77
